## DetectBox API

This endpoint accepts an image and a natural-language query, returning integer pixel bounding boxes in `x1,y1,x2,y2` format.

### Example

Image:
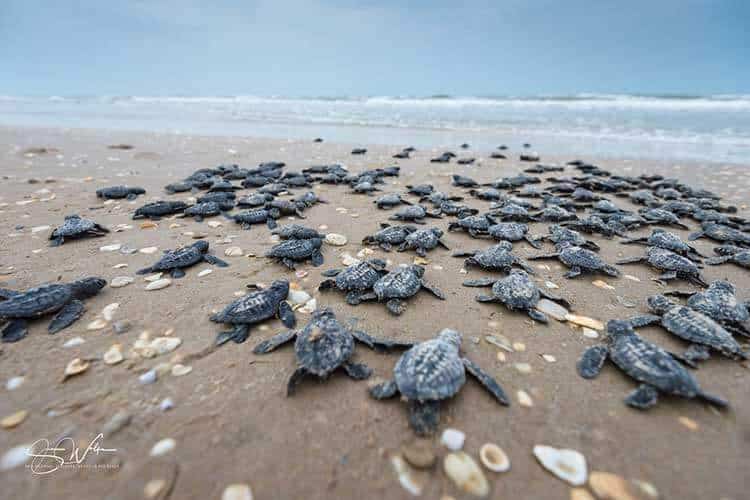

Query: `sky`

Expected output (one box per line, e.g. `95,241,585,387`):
1,0,748,97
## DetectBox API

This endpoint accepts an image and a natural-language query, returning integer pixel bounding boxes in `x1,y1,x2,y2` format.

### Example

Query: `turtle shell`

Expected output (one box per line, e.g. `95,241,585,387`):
294,317,354,376
646,248,696,272
267,238,321,259
334,262,382,291
373,267,421,300
492,271,539,309
149,245,203,271
52,216,97,237
212,283,287,324
393,338,465,401
559,246,605,270
0,284,72,319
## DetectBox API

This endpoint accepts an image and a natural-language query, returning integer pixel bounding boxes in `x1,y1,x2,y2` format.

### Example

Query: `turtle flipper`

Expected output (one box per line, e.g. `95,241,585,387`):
351,329,414,351
126,193,137,201
50,237,64,247
462,357,510,406
524,235,542,249
203,254,229,267
421,281,445,299
539,289,571,309
687,231,703,241
0,288,21,299
48,299,85,334
342,362,372,380
170,268,186,279
345,291,367,305
408,400,441,436
577,345,609,379
528,308,548,323
663,289,696,298
311,251,324,267
563,266,582,279
624,384,659,409
277,301,296,328
654,271,677,284
475,295,496,303
320,268,341,278
386,299,406,315
286,367,308,396
215,324,250,345
616,256,644,265
318,279,336,291
369,379,399,399
527,252,559,260
462,278,496,287
628,314,661,328
696,390,729,408
2,319,29,343
253,330,297,354
683,344,711,364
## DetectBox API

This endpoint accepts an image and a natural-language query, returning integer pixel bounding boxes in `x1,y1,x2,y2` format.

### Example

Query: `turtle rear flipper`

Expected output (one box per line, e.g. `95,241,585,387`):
463,357,510,405
136,267,153,275
203,254,229,267
462,277,496,287
563,266,582,279
286,367,308,396
48,300,85,334
527,252,559,260
344,291,368,305
687,273,709,287
663,289,696,298
475,294,496,303
408,400,441,436
320,268,341,278
170,268,186,279
654,270,678,284
277,301,296,328
696,390,729,408
342,362,372,380
50,236,64,247
625,384,659,409
683,344,712,364
616,255,644,265
577,345,609,379
628,314,661,328
2,319,29,343
421,281,445,299
351,329,413,352
524,235,543,249
687,231,704,241
369,379,399,399
318,279,336,291
253,330,297,354
215,324,250,346
452,251,476,258
527,309,548,323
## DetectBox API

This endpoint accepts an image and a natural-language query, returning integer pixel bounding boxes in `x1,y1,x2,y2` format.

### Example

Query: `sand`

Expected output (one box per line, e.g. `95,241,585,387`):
0,125,748,500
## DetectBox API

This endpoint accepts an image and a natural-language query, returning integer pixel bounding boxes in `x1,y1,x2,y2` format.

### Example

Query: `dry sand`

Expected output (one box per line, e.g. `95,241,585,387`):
0,125,748,500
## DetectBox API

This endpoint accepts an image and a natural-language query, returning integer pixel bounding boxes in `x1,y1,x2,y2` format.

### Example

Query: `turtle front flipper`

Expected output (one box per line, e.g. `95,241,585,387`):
654,271,677,284
524,235,543,249
48,300,85,334
215,324,251,346
462,278,496,287
475,294,496,303
345,291,368,305
437,240,450,250
0,288,21,299
253,330,297,354
369,379,399,399
462,357,510,406
408,400,441,436
683,344,712,364
527,308,548,323
420,281,445,299
624,384,659,409
616,256,645,265
628,314,661,328
351,329,414,352
277,301,296,328
170,268,186,279
203,255,229,267
50,236,64,247
696,390,729,409
563,266,582,279
577,345,609,379
2,319,29,343
320,268,342,278
286,367,308,396
539,289,571,309
386,299,407,315
663,289,696,298
527,252,559,260
311,251,324,267
687,231,704,241
342,361,372,380
687,273,709,288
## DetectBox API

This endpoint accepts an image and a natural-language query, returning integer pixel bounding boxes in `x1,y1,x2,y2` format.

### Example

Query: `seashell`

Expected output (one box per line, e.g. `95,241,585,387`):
6,376,24,391
102,303,119,321
401,439,435,468
144,479,167,499
592,280,615,290
139,370,157,385
63,358,90,380
341,253,360,266
31,225,50,234
517,390,534,407
299,298,317,314
479,443,510,473
197,269,213,277
87,319,108,331
145,278,172,291
222,484,254,500
542,354,556,363
545,280,559,289
484,334,513,352
149,438,176,457
564,314,604,331
63,336,85,348
144,273,163,282
589,471,639,500
207,220,223,228
139,246,159,254
103,344,124,365
150,337,182,355
0,410,28,429
514,363,532,374
443,452,490,497
288,289,311,305
324,233,348,246
0,443,33,471
225,246,243,257
532,445,587,486
140,221,158,229
100,243,122,252
582,328,599,339
171,364,192,376
536,299,569,321
110,276,134,288
440,428,465,451
571,488,596,500
389,454,423,496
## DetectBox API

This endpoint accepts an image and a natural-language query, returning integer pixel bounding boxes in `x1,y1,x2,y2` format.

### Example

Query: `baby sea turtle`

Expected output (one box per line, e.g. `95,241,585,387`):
369,328,509,435
266,237,324,269
397,227,450,257
267,199,306,218
463,269,570,323
562,215,625,238
453,242,535,274
447,214,496,238
666,280,749,337
529,243,620,279
487,222,542,248
638,208,690,230
225,208,278,230
406,184,434,197
452,175,479,188
49,214,109,246
706,245,750,269
374,193,412,209
543,225,600,252
272,224,323,240
628,295,747,362
489,202,538,223
133,201,190,220
96,186,146,200
577,320,728,409
620,228,704,261
319,259,388,304
616,247,708,286
358,265,445,315
533,206,578,223
253,308,412,395
362,223,416,251
210,280,295,345
180,201,234,222
389,205,440,224
0,277,106,342
689,222,750,247
164,182,193,194
197,191,236,205
237,192,274,207
136,241,228,278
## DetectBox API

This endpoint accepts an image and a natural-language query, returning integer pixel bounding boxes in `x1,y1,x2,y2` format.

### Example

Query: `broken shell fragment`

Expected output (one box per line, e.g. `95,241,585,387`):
532,445,587,486
443,451,490,497
564,313,604,331
479,443,510,472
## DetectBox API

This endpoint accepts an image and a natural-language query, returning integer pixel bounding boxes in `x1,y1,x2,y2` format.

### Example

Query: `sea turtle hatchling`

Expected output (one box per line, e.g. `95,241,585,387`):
463,269,570,323
374,193,412,209
49,214,109,246
620,228,705,261
616,247,708,287
688,222,750,247
266,237,324,269
237,192,274,207
96,185,146,200
638,208,690,230
627,295,747,363
447,214,497,238
253,308,413,395
665,280,750,337
210,280,295,345
225,208,278,230
369,328,510,435
528,242,620,279
362,223,416,251
133,201,190,220
0,277,106,342
319,259,389,304
179,201,234,222
543,225,600,252
357,265,445,315
389,205,440,224
271,224,323,240
136,241,228,278
577,320,728,410
453,242,535,274
487,222,542,248
397,227,450,257
705,245,750,269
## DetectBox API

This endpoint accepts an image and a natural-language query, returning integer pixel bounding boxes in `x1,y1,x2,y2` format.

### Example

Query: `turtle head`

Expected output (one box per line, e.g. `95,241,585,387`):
711,280,735,293
64,214,81,220
269,280,290,297
437,328,462,348
409,265,425,277
132,187,146,195
647,294,673,314
312,307,335,320
431,228,444,238
192,240,210,253
606,319,635,341
70,277,107,298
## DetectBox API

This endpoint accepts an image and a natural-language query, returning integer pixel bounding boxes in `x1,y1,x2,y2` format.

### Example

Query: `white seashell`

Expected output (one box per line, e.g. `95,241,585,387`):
222,483,254,500
6,376,24,391
31,225,50,234
389,454,423,496
150,337,181,355
224,246,243,257
517,390,534,407
86,318,107,331
103,344,124,365
324,233,348,246
197,269,213,277
139,370,157,385
288,289,311,305
110,276,134,288
139,246,159,254
149,438,176,457
63,336,85,348
532,445,587,486
64,358,89,379
145,278,172,291
100,243,122,252
159,398,174,412
443,452,489,497
536,298,569,321
207,221,223,228
101,303,119,321
479,443,510,472
440,428,465,451
299,298,317,314
144,273,163,282
0,443,33,471
171,364,192,376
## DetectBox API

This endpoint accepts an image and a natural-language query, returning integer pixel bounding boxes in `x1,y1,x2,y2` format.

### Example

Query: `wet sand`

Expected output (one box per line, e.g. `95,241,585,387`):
0,125,748,500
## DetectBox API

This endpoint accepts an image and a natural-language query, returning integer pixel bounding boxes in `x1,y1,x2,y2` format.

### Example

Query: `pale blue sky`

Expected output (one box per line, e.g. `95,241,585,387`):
1,0,748,96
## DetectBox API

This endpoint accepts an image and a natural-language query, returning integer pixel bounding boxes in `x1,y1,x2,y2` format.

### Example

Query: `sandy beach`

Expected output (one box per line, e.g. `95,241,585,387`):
0,125,748,500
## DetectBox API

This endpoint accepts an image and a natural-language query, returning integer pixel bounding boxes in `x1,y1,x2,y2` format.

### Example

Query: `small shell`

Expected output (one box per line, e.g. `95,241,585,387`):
0,410,28,429
151,337,182,355
140,221,158,229
63,337,85,348
100,243,122,252
222,484,254,500
484,334,513,352
324,233,348,246
145,278,172,291
171,364,192,376
517,390,534,407
532,445,587,486
149,438,176,457
144,273,163,282
288,289,312,305
6,377,24,391
87,319,108,331
479,443,510,472
389,454,423,496
110,276,134,288
197,269,213,277
564,314,604,331
536,299,569,321
224,246,244,257
0,444,33,471
63,358,90,380
144,479,167,499
101,303,119,321
443,452,490,497
440,428,465,451
589,471,639,500
139,246,159,254
103,344,124,365
207,220,223,228
592,280,615,291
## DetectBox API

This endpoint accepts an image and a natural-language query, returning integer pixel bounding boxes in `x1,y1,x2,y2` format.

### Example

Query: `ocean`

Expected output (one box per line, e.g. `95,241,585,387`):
2,94,750,163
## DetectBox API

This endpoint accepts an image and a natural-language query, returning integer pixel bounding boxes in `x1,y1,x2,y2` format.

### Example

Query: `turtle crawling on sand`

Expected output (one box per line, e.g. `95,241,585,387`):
362,223,416,251
96,185,146,200
389,205,440,224
543,225,600,252
374,193,412,209
271,224,323,240
705,245,750,269
211,280,295,345
253,308,412,395
370,328,510,435
665,280,750,337
266,237,324,269
136,241,228,278
0,277,106,342
577,320,729,410
225,208,278,230
487,222,542,248
319,259,389,304
447,214,496,238
49,214,109,246
528,242,620,279
397,227,450,257
620,228,704,261
453,242,535,274
180,201,234,222
357,265,445,315
689,222,750,247
133,201,190,220
617,247,708,287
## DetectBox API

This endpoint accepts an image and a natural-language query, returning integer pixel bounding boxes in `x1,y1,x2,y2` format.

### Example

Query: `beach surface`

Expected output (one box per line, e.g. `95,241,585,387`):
0,125,748,500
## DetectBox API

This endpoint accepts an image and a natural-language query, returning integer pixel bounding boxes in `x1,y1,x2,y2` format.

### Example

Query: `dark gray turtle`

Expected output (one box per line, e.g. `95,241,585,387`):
237,192,274,207
351,180,381,195
456,158,475,165
96,186,146,200
463,269,570,323
225,208,278,230
452,175,478,188
133,201,190,220
487,222,541,248
258,183,290,196
617,247,708,287
267,199,306,218
389,205,440,224
358,265,445,315
665,280,750,337
528,243,620,279
293,191,327,209
689,208,746,228
453,242,535,274
562,215,626,238
592,199,627,214
49,214,109,246
706,245,750,269
397,227,450,257
164,182,193,194
489,202,538,223
627,295,747,363
447,214,496,238
253,308,412,395
0,277,106,342
136,241,228,278
266,237,324,269
639,208,690,230
210,280,295,345
180,201,234,222
655,186,682,200
543,225,600,252
434,200,478,219
351,148,367,155
619,189,659,206
208,179,241,192
197,191,236,205
532,206,578,223
689,222,750,247
362,223,416,251
272,224,323,240
420,191,463,208
369,329,509,435
374,193,412,209
318,258,388,304
577,320,728,410
620,228,704,261
469,188,506,202
406,184,435,197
